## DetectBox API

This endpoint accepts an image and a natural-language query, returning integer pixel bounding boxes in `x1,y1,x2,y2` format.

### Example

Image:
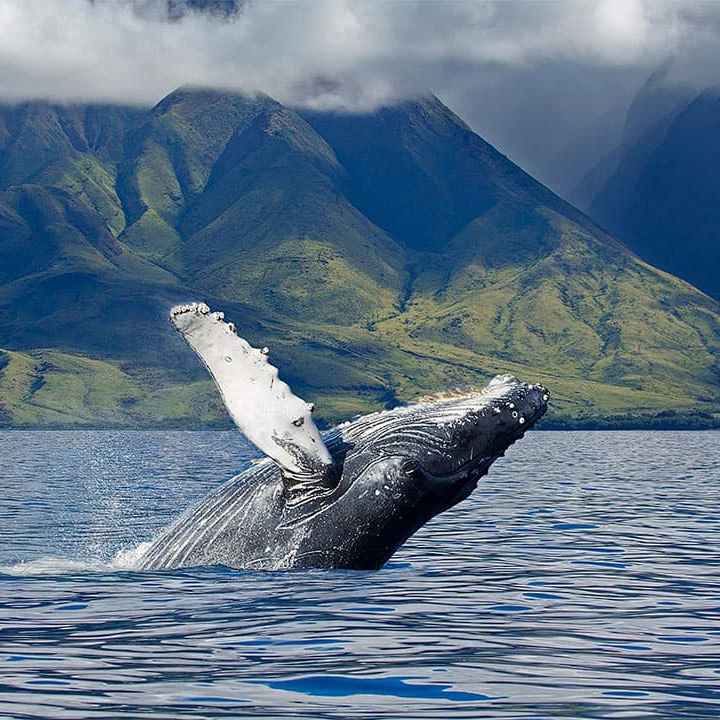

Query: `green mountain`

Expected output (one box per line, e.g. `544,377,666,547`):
1,89,719,429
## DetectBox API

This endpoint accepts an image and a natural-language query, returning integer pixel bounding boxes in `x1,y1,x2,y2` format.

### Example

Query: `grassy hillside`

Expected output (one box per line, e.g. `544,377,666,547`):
0,90,719,429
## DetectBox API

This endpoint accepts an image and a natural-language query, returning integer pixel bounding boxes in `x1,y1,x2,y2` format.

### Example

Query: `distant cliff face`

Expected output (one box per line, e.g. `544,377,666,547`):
578,68,720,301
0,88,719,428
570,64,695,213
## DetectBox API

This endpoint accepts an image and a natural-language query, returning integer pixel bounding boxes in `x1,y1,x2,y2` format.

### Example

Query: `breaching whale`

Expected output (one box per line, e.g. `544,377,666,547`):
138,303,549,571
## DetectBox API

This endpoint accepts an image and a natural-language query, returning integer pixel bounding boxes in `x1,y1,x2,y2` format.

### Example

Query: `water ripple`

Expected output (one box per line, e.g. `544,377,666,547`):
0,430,718,718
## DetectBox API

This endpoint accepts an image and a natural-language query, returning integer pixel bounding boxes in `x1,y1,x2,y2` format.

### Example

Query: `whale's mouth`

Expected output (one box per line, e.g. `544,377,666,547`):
422,450,497,483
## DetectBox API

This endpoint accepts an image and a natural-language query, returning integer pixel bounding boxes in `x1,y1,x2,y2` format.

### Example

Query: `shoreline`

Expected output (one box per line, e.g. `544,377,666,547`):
2,421,719,432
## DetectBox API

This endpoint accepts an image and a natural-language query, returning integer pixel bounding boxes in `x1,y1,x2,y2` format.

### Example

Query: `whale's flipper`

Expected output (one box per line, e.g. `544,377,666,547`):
170,303,336,495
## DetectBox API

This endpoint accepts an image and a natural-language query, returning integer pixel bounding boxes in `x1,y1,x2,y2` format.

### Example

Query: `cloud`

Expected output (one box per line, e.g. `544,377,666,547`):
0,0,714,109
0,0,719,194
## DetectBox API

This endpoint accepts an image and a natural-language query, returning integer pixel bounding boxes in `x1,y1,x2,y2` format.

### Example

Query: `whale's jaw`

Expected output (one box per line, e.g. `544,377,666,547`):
429,375,549,499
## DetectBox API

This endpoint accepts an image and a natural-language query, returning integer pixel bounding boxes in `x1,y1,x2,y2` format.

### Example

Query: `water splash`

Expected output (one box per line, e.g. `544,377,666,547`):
112,541,153,570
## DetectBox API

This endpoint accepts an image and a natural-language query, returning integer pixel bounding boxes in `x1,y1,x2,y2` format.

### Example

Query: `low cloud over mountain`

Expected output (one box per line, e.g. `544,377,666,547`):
2,1,720,192
2,1,717,107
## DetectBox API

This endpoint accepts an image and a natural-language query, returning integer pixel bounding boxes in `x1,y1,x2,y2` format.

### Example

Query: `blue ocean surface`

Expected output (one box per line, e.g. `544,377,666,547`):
0,430,719,719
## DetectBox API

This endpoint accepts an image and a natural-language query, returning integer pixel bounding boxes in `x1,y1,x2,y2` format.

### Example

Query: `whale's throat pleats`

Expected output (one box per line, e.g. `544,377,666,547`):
169,303,338,498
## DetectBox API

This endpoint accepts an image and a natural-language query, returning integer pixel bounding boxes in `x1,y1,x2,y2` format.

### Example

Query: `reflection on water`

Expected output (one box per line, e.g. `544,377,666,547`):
0,430,719,718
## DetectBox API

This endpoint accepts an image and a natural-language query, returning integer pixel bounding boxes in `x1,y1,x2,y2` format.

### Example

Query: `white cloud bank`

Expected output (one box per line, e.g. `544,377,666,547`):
1,0,719,195
0,0,716,109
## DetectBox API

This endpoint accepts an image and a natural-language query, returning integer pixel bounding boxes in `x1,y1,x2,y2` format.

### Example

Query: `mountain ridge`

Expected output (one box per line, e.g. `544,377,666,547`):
1,88,719,429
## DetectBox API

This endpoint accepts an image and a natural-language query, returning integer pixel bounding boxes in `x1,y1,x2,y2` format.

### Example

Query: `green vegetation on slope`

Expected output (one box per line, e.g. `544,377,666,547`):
0,348,227,428
0,90,719,429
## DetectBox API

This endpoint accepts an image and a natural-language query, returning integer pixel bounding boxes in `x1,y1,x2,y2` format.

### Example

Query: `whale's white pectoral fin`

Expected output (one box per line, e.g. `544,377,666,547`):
170,303,336,491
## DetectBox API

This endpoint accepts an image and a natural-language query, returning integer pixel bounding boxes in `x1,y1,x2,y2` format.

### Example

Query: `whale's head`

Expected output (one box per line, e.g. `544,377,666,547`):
323,375,549,567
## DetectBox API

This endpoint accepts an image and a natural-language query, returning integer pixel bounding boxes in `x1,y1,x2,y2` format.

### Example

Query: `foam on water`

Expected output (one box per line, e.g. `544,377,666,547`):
112,541,153,569
0,541,153,576
0,556,111,575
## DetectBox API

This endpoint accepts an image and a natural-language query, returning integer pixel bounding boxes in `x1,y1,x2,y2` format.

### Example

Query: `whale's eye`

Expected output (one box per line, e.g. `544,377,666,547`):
400,459,420,476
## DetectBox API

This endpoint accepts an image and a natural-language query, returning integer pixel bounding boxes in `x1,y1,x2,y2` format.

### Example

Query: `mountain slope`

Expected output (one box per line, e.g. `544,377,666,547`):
579,71,720,300
595,89,720,300
570,65,695,212
0,89,719,428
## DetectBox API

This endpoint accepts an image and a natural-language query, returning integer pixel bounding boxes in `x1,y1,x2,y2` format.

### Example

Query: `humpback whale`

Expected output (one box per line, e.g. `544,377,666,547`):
138,303,549,571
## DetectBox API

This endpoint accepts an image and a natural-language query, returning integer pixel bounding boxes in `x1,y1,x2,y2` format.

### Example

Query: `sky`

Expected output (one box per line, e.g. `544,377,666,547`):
1,0,718,195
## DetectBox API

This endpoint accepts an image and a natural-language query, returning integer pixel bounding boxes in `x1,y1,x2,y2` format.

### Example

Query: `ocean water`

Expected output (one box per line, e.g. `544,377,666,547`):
0,430,718,719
